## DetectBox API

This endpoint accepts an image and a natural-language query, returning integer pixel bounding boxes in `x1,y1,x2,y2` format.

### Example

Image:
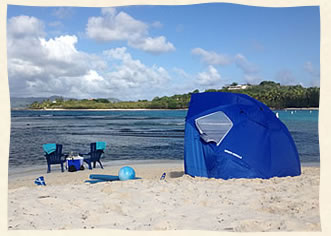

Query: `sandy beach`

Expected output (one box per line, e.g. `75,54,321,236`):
7,161,320,231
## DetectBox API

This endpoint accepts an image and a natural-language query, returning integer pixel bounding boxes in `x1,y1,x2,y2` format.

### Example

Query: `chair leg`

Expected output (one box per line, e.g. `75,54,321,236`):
98,161,104,169
93,161,96,168
84,160,92,170
61,163,64,172
47,164,51,173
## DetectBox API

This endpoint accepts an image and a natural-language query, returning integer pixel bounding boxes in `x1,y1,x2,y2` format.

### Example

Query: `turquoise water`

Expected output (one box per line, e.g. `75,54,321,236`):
9,109,319,170
274,110,319,163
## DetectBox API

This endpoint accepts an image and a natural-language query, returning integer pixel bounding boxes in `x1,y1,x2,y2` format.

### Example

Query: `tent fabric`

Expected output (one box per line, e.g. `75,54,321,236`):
184,92,301,179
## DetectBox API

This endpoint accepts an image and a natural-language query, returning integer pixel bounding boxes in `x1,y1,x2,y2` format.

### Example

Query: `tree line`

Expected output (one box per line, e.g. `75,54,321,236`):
28,81,319,110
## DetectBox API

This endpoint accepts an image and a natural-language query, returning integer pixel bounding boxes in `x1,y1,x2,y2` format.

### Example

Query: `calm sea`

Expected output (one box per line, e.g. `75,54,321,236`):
9,109,319,173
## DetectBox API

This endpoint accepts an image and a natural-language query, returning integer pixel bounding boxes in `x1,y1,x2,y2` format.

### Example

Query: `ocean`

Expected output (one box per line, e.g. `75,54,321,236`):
9,109,319,174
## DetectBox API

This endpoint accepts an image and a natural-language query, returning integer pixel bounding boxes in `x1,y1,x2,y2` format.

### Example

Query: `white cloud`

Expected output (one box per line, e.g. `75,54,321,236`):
196,65,222,86
235,54,258,74
192,47,261,85
7,15,174,100
52,7,74,19
103,47,130,61
8,17,170,100
172,66,229,93
39,35,79,62
102,47,171,99
87,8,147,42
48,21,63,28
9,15,263,100
7,16,47,65
192,48,231,65
151,21,163,28
234,54,262,84
7,15,45,38
275,69,297,85
7,15,106,98
304,61,320,78
86,8,175,54
173,67,190,79
243,74,262,85
9,58,44,78
130,36,175,54
304,62,320,87
84,70,104,82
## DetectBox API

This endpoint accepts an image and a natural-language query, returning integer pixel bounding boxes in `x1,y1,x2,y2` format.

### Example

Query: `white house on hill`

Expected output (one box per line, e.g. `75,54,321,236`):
226,84,250,90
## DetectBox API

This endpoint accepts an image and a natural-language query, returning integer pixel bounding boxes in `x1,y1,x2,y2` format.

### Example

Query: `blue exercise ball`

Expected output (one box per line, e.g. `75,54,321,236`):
118,166,136,181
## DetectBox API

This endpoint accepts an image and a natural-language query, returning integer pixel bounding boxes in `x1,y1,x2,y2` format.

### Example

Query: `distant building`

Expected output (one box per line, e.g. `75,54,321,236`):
226,84,250,90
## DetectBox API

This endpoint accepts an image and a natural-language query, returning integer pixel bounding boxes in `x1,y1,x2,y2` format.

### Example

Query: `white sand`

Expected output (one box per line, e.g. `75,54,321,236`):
7,161,320,231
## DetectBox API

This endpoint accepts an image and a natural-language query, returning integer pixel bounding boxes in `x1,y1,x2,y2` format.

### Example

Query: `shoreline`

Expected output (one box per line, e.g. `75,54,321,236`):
8,159,183,180
8,159,185,189
8,160,320,192
12,108,189,111
8,159,320,180
12,107,319,111
282,107,319,110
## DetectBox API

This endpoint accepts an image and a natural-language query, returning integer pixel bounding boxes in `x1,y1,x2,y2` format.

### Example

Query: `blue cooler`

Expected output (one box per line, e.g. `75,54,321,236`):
66,156,84,171
67,159,81,170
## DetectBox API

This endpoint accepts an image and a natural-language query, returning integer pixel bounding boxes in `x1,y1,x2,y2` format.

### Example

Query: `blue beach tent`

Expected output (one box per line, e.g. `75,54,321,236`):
184,92,301,179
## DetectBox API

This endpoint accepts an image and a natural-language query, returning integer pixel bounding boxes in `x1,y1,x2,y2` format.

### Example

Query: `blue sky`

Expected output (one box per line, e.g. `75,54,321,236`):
7,3,320,100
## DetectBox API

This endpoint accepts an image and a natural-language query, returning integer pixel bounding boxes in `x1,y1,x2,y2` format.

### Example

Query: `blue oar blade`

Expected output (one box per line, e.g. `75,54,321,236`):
89,174,120,181
85,179,109,184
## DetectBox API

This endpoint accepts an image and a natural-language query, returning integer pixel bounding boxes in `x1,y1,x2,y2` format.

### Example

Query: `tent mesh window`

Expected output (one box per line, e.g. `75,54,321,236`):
195,111,233,146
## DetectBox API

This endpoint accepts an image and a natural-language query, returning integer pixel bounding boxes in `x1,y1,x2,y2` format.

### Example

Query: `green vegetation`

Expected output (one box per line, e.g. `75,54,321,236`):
28,81,319,110
220,81,320,109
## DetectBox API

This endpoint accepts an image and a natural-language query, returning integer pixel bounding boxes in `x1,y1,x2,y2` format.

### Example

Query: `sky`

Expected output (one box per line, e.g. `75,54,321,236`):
6,3,320,101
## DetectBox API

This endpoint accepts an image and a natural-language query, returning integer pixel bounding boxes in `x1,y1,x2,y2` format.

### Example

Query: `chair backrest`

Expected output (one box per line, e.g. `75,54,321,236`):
45,144,63,164
90,142,104,161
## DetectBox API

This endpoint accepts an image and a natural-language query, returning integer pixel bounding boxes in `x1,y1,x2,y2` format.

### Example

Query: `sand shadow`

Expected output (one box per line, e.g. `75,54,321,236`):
169,171,184,178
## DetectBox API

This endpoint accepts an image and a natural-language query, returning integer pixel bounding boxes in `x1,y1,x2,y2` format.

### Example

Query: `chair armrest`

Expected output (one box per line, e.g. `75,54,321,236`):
79,153,90,156
62,153,69,158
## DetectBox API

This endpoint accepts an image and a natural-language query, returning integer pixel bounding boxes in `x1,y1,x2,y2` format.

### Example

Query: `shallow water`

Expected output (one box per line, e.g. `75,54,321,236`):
9,109,319,172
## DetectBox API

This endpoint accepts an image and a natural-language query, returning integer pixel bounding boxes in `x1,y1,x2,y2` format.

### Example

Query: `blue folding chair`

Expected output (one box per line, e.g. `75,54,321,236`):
80,142,106,170
43,144,67,173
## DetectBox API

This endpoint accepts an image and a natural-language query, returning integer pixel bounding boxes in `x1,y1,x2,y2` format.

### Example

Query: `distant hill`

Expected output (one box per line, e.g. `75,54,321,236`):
14,81,320,110
10,96,121,109
28,81,320,110
10,96,62,109
107,97,121,103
